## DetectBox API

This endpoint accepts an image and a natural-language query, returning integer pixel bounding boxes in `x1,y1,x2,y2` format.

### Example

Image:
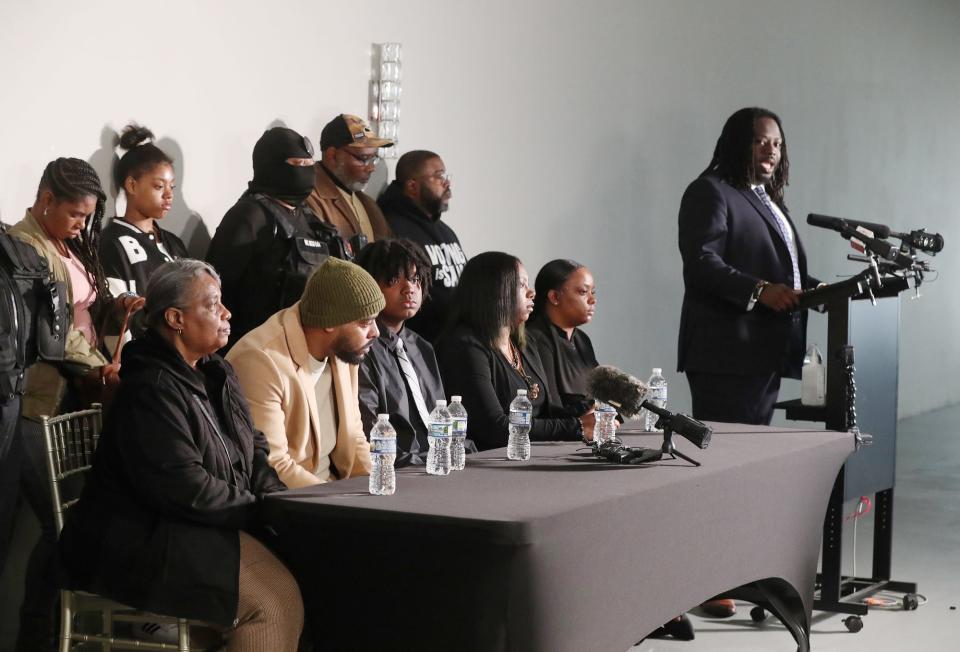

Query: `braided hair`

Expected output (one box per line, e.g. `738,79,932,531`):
36,157,111,299
700,107,790,208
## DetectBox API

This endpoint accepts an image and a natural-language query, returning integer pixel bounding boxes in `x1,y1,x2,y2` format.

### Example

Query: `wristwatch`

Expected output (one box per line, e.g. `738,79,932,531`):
751,280,770,303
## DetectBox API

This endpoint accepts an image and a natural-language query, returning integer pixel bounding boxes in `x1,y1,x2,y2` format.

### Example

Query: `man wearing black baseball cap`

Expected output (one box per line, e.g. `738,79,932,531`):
306,114,394,248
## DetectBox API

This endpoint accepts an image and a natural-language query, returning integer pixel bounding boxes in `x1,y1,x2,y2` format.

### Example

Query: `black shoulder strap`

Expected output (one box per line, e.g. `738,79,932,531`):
248,193,296,240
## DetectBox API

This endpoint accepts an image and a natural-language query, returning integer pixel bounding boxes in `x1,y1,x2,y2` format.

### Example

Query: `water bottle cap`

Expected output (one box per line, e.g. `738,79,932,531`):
516,389,527,396
652,367,662,375
435,399,447,407
451,395,462,402
377,414,390,421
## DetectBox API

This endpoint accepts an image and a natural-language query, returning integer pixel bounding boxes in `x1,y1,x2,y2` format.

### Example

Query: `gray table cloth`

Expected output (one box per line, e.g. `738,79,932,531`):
264,422,854,652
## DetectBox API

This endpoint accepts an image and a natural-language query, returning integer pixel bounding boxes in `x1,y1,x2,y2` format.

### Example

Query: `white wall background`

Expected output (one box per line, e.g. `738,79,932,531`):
1,0,957,418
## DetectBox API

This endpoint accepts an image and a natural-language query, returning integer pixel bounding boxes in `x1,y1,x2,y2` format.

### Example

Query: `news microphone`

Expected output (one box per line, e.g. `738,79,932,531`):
584,366,648,418
807,214,892,239
890,229,944,255
808,214,914,268
640,401,713,449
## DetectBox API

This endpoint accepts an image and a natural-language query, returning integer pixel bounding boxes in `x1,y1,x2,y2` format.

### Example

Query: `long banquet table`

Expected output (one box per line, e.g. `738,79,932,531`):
263,422,854,652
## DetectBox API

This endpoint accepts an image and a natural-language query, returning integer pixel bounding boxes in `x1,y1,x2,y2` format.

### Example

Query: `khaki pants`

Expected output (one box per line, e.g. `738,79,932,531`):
225,531,303,652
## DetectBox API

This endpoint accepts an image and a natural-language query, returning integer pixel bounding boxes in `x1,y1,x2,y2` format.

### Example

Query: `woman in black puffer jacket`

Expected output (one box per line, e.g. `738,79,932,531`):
59,259,303,651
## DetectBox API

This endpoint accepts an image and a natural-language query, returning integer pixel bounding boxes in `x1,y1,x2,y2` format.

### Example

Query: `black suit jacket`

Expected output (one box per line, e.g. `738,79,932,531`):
677,173,817,379
358,321,446,466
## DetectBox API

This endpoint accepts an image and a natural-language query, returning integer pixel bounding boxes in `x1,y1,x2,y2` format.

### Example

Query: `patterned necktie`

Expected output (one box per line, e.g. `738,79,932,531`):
754,186,802,290
395,337,432,439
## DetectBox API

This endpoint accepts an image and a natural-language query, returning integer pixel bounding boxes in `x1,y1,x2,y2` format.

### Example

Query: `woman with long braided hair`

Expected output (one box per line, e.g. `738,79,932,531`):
9,157,143,651
11,157,144,416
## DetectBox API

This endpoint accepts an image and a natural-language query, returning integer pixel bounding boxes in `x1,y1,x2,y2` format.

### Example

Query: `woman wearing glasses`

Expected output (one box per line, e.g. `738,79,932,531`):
436,252,595,451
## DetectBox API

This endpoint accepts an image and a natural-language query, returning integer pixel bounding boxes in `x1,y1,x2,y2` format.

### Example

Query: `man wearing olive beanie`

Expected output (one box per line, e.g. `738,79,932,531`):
227,258,385,488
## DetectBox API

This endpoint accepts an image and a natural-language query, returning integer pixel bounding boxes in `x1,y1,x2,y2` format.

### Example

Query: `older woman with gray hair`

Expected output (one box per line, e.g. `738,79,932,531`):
59,259,303,651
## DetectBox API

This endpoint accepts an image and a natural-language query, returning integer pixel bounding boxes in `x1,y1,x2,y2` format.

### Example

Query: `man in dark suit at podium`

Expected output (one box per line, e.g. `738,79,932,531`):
677,107,819,427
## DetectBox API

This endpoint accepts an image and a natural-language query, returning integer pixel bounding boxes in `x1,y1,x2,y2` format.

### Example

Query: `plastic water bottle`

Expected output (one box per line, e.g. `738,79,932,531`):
801,345,826,406
507,389,532,461
368,414,397,495
593,402,618,447
643,368,667,432
448,395,468,471
426,400,453,475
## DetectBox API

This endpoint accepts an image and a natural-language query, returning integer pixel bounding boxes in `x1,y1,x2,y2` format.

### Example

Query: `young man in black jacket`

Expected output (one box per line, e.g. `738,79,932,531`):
355,239,447,466
378,150,466,342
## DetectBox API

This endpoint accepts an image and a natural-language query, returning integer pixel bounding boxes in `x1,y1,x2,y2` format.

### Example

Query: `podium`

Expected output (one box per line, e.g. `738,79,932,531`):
777,273,918,621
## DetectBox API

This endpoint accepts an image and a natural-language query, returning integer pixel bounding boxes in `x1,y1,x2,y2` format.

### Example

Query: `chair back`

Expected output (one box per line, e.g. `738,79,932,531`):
41,403,103,533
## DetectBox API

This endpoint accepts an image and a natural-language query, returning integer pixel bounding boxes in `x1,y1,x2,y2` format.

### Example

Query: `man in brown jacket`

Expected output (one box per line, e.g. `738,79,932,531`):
227,257,385,488
306,114,393,250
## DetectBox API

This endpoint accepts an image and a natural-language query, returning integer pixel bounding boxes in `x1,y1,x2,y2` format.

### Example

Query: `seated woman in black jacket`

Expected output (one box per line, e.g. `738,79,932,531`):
436,252,595,450
59,259,303,651
526,259,599,414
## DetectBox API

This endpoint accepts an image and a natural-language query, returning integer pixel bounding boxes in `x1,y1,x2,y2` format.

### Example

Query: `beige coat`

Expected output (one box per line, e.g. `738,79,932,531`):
306,164,391,242
226,304,371,488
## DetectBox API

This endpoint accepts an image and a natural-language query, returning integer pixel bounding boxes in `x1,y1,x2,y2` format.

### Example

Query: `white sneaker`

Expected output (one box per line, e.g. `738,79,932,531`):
134,621,181,644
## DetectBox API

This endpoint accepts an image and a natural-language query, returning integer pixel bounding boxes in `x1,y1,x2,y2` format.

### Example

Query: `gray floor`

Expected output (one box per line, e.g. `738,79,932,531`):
633,404,960,651
3,406,958,650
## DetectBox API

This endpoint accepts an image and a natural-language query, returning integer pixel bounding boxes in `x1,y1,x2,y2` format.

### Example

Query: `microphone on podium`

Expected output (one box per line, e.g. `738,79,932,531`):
807,213,892,239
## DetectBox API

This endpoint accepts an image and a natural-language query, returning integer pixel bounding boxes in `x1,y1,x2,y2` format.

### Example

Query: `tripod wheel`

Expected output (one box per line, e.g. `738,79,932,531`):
750,606,767,623
843,615,863,633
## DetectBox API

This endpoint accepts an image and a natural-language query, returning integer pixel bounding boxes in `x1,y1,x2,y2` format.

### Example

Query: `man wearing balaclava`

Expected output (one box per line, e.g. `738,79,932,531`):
207,126,348,350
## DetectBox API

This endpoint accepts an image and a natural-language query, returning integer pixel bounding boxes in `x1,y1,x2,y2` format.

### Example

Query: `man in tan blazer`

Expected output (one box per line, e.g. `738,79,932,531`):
306,114,393,248
227,257,385,488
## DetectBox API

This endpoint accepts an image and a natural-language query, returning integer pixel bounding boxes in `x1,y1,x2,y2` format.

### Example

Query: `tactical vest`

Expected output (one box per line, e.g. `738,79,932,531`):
249,194,350,310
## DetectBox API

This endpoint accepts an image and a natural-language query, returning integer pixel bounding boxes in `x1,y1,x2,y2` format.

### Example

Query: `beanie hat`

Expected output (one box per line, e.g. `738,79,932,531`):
298,257,385,328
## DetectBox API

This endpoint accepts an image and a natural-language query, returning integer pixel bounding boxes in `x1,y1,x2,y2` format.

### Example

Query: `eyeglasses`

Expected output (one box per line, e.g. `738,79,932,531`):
342,149,381,168
417,171,452,185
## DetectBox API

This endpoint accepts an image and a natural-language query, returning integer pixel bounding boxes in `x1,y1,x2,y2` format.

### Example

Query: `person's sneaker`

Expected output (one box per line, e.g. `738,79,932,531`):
134,622,181,644
699,598,737,618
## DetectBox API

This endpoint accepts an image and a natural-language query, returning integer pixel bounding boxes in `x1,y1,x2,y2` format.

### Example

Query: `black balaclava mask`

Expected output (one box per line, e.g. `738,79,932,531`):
248,127,316,205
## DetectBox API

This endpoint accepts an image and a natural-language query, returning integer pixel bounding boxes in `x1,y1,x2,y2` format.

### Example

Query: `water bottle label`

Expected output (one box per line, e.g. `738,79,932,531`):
371,438,396,454
429,422,452,438
509,410,531,426
453,419,467,435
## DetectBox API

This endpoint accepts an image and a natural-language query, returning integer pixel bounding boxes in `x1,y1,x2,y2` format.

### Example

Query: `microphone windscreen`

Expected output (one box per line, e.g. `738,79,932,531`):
585,365,649,418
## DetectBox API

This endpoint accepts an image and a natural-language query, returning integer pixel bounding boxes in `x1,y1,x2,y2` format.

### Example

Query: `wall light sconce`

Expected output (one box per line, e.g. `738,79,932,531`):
370,42,402,159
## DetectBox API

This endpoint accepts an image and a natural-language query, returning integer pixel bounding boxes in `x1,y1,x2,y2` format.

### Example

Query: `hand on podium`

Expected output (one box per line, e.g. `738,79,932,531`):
759,283,801,312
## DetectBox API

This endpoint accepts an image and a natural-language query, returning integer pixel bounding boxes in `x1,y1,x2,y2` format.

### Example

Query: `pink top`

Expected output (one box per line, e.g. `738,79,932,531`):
59,250,98,346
